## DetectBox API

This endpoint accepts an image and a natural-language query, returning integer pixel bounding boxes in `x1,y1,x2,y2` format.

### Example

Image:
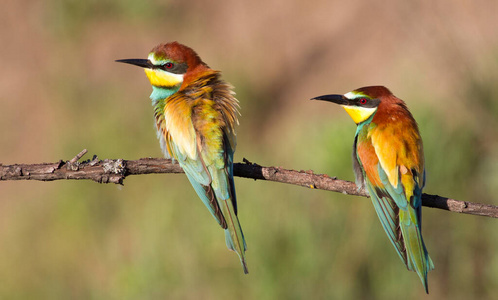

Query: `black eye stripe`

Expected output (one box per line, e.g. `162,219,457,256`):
353,97,368,105
352,97,380,108
153,62,188,74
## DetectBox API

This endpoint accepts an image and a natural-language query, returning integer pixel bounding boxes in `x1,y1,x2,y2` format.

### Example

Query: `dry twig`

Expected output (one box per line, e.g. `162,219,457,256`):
0,150,497,218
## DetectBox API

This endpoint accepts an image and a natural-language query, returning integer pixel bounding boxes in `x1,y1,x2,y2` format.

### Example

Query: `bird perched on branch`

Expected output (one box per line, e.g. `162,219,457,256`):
312,86,434,292
117,42,247,273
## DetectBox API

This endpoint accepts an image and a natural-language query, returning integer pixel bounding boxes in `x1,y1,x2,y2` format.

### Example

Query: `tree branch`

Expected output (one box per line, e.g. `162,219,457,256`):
1,150,497,218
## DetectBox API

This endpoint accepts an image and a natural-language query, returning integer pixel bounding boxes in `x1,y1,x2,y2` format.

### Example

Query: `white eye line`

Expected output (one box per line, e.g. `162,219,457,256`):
344,91,356,99
147,53,184,80
344,91,368,100
148,53,172,67
148,53,158,65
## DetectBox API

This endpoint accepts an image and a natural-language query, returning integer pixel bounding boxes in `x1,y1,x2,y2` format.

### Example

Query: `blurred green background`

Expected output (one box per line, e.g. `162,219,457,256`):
1,0,498,299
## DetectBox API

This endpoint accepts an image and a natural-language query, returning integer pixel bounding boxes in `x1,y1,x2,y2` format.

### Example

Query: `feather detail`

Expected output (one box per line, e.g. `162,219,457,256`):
122,42,247,273
352,135,365,189
355,93,432,292
153,68,247,272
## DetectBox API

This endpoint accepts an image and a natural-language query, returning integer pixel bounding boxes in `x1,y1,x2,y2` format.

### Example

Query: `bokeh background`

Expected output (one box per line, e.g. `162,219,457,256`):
1,0,498,299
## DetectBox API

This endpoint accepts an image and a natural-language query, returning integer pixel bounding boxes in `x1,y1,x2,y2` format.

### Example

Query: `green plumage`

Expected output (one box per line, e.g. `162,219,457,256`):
313,86,434,293
118,42,247,273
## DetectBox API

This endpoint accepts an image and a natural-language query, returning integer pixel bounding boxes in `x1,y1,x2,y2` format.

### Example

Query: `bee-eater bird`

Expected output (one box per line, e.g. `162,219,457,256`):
116,42,247,273
312,86,434,292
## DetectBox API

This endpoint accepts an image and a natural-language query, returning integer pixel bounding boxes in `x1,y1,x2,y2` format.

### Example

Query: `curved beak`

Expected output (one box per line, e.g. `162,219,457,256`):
115,59,153,69
311,94,349,105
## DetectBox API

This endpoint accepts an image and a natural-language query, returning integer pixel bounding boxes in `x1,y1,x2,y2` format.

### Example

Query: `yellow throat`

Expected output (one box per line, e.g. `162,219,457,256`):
342,105,377,124
144,68,184,87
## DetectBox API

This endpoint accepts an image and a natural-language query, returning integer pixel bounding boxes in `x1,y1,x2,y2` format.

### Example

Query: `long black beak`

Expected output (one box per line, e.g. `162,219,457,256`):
115,59,153,69
311,94,348,105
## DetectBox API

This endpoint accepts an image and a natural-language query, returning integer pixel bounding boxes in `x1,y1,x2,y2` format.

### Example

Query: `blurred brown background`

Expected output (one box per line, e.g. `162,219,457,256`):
0,0,497,299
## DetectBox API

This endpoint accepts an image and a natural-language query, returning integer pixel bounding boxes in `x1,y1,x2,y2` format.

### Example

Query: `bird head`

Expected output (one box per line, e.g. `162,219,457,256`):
116,41,207,89
312,86,393,124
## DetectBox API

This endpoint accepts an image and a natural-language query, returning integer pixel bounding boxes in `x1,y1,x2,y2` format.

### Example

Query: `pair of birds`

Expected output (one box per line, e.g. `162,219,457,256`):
117,42,434,292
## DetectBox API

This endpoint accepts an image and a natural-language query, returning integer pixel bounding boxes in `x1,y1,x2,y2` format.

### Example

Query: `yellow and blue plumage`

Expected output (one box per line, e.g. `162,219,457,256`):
313,86,434,292
117,42,247,273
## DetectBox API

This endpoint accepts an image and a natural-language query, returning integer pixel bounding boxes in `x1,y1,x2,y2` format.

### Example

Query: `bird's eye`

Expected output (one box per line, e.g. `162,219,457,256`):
164,62,174,69
359,98,368,105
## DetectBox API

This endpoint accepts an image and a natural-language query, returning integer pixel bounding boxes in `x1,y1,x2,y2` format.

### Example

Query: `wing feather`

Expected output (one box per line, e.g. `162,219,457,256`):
360,118,433,290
